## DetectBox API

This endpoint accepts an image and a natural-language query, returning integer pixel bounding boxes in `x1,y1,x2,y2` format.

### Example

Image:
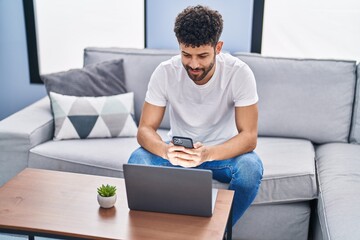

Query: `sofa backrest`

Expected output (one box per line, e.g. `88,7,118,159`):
84,48,358,144
350,63,360,143
234,53,357,144
84,47,178,129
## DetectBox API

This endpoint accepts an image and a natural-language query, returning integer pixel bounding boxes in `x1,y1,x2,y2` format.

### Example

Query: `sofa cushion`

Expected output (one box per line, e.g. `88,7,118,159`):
349,63,360,143
29,129,171,178
49,92,137,140
29,138,139,178
233,53,357,144
83,47,179,128
213,137,317,204
235,202,310,240
42,58,127,97
316,143,360,240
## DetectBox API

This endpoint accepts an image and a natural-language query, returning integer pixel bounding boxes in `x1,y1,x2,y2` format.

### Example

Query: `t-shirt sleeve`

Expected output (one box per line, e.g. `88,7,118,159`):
145,64,167,107
232,63,259,107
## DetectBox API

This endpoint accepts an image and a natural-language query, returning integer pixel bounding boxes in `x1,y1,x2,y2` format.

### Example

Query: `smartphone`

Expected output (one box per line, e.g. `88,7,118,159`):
172,136,194,149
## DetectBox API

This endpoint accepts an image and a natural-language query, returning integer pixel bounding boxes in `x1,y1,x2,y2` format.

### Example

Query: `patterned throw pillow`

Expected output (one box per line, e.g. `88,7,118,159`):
49,92,138,140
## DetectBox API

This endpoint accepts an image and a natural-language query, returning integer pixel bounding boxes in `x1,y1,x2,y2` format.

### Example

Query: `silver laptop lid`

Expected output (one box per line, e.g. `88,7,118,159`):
123,164,217,217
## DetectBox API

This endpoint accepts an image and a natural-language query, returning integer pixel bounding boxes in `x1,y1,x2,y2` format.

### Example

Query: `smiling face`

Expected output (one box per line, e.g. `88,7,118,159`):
180,42,223,85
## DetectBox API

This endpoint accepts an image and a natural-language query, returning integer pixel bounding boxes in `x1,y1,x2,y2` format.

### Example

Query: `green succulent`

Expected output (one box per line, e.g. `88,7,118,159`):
97,184,117,197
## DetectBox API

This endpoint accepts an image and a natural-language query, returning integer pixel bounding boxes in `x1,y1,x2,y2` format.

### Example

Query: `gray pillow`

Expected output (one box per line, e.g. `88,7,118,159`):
42,59,127,96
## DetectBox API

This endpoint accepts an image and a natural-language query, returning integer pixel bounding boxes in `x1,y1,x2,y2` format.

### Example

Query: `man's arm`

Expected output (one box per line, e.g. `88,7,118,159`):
207,103,258,160
137,102,169,159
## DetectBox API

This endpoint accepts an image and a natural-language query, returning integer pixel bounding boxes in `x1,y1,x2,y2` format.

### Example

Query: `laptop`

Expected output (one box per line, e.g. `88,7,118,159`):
123,164,218,217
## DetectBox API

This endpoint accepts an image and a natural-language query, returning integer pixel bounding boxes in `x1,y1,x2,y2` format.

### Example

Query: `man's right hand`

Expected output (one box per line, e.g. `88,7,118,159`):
166,142,209,168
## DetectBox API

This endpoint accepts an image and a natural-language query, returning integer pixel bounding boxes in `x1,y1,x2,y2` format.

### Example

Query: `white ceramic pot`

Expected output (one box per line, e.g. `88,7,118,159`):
97,194,117,208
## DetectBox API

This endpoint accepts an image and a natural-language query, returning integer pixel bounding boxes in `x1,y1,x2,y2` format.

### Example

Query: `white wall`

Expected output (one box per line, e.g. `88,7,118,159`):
35,0,144,74
262,0,360,61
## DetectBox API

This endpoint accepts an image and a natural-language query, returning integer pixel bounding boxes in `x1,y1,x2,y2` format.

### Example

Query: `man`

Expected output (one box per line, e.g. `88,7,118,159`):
128,5,263,226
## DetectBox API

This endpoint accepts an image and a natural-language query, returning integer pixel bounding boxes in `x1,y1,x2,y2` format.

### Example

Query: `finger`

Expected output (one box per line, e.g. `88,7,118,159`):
193,142,203,149
179,148,198,155
168,156,185,167
180,148,203,159
168,156,182,166
168,151,192,162
176,159,197,168
168,145,186,153
167,151,179,160
175,151,195,161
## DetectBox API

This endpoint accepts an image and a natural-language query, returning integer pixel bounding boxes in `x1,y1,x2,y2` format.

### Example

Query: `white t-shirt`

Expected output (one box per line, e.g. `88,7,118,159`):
145,52,258,146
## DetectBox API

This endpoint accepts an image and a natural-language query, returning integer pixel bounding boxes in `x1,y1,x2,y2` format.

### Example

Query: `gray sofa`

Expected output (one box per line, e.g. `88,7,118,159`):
1,47,360,240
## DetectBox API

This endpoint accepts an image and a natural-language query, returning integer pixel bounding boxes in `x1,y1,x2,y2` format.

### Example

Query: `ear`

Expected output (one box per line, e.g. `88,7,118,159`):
215,41,223,54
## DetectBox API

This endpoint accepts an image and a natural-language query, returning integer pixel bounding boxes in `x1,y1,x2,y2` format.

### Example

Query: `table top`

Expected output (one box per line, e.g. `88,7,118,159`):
0,168,234,240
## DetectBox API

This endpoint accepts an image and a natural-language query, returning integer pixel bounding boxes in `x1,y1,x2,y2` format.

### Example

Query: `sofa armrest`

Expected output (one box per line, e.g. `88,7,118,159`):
0,97,53,186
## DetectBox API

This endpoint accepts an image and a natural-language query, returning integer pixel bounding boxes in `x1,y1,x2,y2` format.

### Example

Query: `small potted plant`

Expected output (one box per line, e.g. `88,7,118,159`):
97,184,117,208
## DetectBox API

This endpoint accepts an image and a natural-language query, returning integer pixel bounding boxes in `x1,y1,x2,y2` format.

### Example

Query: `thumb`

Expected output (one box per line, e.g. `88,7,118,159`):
193,142,203,149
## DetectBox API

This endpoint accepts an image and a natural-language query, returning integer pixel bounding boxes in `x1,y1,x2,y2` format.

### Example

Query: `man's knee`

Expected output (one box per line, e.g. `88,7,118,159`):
233,152,263,188
128,147,168,166
128,147,150,164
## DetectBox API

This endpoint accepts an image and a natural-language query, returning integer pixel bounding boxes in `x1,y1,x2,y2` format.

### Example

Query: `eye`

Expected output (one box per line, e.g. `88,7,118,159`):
198,54,209,59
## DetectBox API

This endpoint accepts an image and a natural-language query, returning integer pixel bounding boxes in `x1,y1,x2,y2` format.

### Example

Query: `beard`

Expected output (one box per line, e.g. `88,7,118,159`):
183,57,215,82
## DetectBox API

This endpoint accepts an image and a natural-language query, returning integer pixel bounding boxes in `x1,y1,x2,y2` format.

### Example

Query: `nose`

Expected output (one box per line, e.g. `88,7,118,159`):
188,58,200,69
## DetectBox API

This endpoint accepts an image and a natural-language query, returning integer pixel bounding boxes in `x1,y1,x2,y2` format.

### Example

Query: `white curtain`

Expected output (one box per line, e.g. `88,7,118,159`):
261,0,360,61
35,0,144,74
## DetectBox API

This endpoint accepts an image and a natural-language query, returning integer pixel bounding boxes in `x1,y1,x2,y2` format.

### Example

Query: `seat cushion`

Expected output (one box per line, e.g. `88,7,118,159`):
29,129,171,178
213,137,317,204
29,137,139,178
316,143,360,240
30,134,316,205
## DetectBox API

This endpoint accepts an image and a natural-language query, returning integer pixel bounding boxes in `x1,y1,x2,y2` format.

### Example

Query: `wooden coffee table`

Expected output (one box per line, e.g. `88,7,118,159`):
0,168,234,240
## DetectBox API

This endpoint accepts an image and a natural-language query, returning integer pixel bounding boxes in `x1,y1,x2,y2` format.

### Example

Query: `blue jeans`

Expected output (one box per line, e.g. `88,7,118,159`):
128,147,263,226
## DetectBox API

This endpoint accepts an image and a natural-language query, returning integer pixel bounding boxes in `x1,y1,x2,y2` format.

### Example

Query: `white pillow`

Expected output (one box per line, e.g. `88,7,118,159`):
49,92,138,140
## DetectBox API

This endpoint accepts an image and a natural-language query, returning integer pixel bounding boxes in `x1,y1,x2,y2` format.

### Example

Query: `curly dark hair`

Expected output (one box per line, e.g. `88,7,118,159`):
174,5,223,48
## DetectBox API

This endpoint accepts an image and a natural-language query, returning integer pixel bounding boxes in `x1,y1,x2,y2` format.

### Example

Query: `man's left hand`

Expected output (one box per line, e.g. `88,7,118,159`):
167,142,211,168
